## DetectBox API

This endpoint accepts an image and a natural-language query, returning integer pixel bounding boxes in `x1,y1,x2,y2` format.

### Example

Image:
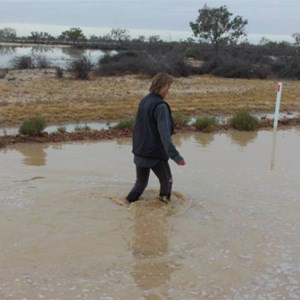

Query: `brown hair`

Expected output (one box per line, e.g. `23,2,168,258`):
149,73,173,94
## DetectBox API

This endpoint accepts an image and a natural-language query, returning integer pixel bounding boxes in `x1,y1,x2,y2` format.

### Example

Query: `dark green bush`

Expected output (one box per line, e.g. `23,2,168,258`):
194,117,217,132
229,110,259,131
19,116,46,136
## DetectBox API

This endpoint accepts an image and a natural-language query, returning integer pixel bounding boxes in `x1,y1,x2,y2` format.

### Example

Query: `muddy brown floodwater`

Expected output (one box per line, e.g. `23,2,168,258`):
1,127,300,299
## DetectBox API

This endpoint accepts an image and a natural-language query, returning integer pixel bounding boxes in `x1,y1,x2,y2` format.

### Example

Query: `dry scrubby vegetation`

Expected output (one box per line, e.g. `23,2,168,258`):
6,41,300,80
0,69,299,129
14,111,257,137
1,111,299,149
95,43,300,80
0,40,299,135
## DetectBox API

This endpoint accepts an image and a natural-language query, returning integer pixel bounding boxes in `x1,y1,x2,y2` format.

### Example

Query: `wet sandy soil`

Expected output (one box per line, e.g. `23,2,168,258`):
1,128,300,299
1,71,300,126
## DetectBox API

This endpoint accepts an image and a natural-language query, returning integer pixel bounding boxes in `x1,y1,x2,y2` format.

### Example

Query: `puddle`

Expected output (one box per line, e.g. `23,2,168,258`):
1,128,300,299
188,111,300,125
0,121,118,136
1,112,299,137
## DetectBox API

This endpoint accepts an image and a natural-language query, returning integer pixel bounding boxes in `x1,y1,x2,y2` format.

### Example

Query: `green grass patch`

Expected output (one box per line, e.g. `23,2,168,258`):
19,116,46,136
74,123,91,132
229,110,259,131
194,116,217,132
113,118,135,130
173,112,190,127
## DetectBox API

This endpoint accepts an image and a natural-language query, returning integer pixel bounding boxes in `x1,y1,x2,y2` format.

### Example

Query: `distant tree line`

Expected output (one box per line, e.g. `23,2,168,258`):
1,4,299,80
0,2,299,50
0,26,165,45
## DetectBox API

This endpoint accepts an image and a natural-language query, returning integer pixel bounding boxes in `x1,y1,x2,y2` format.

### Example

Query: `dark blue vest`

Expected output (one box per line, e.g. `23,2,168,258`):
132,93,174,161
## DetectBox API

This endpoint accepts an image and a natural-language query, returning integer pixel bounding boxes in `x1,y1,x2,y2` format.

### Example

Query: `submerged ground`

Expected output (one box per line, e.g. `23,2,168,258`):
1,129,300,299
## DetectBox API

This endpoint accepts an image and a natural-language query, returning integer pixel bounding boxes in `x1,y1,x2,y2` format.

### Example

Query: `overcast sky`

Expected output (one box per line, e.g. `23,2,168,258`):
0,0,299,43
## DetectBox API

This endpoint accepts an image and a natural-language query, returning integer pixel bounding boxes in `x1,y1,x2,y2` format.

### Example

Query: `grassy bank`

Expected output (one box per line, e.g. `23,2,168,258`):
0,69,299,127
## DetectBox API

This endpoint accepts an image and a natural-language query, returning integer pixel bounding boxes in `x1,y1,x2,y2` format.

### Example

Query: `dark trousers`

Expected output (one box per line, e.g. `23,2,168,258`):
126,160,173,202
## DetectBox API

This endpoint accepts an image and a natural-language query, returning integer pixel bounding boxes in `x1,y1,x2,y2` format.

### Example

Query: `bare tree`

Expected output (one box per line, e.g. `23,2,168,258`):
110,28,130,42
0,27,17,41
292,32,300,47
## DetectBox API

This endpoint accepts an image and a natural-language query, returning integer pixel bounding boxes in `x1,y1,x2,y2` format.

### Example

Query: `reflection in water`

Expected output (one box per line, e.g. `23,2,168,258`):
131,202,169,258
0,45,17,55
193,132,215,147
270,128,278,170
1,130,300,298
31,46,55,54
228,130,258,148
130,198,176,296
116,138,131,146
14,144,47,166
61,46,84,58
0,45,107,68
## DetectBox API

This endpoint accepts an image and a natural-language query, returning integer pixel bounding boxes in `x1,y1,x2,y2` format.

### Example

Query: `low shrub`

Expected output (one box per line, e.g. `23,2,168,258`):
10,54,52,69
113,118,135,130
19,116,46,136
97,50,195,77
229,110,259,131
194,117,217,132
69,56,93,80
55,67,64,78
11,55,34,69
201,56,269,79
98,51,159,76
0,69,8,79
56,126,67,133
185,47,198,58
295,116,300,125
173,112,190,127
33,54,51,68
74,124,91,131
275,57,300,79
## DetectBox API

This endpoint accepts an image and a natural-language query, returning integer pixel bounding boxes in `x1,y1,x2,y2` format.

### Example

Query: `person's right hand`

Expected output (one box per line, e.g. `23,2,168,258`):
177,159,186,166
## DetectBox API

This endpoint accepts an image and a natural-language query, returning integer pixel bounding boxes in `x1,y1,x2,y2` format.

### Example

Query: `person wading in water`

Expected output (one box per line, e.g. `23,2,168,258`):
126,73,186,203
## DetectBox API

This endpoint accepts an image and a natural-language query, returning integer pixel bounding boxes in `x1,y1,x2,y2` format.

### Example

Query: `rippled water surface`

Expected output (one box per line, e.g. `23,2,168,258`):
1,128,300,299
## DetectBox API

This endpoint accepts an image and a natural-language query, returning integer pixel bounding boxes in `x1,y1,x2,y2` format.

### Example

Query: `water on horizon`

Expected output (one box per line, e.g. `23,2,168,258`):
0,43,113,69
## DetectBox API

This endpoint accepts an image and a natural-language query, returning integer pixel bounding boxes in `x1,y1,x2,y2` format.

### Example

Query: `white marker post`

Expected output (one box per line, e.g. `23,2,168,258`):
273,82,283,128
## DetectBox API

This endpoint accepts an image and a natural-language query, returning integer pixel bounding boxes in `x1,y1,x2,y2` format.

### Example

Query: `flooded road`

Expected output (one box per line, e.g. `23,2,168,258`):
1,128,300,299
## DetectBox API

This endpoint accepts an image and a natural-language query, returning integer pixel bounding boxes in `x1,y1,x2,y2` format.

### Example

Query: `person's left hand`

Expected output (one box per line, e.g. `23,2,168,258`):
177,159,186,166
